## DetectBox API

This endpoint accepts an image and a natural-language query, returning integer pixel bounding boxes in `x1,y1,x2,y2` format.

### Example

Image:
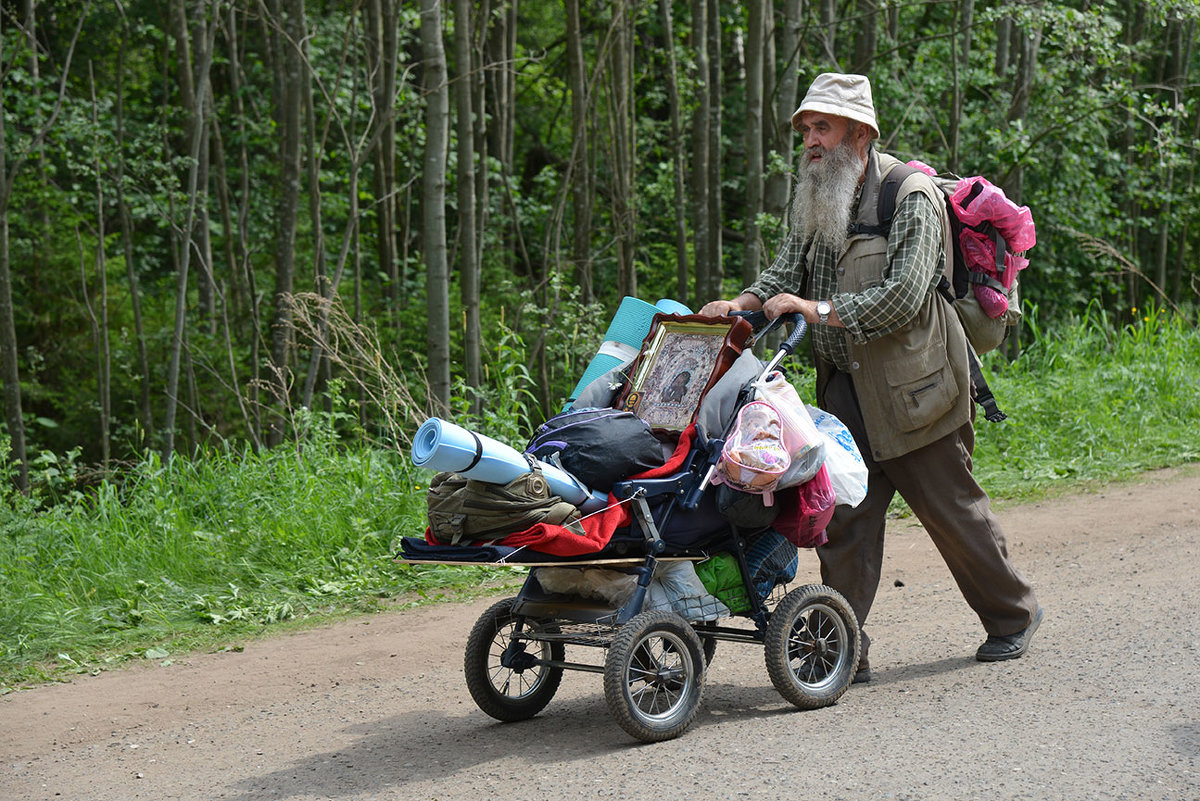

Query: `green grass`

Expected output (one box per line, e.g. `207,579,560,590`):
0,416,524,689
2,303,1198,689
972,302,1200,496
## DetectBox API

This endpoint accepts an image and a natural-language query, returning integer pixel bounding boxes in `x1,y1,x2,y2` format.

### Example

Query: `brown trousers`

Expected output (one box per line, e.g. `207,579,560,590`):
817,369,1038,665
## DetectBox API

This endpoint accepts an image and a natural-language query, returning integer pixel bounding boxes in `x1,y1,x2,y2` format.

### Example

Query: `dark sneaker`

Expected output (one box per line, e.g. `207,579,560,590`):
852,666,872,684
976,606,1044,662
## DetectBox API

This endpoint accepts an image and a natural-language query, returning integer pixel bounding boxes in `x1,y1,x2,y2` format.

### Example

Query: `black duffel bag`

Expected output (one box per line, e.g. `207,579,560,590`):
525,407,666,492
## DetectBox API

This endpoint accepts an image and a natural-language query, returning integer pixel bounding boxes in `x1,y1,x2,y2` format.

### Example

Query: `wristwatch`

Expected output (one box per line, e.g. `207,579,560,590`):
816,300,832,325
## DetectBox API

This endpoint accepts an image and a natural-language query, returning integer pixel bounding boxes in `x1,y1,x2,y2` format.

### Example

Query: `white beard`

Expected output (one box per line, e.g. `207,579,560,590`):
790,138,866,251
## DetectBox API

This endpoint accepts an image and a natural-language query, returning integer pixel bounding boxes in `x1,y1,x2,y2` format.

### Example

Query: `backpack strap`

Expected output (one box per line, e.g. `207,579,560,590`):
966,346,1007,422
847,163,921,238
937,273,1006,421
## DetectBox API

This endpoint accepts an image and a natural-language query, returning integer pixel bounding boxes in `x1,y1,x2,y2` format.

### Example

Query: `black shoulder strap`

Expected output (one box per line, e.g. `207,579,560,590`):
847,163,922,238
966,346,1007,422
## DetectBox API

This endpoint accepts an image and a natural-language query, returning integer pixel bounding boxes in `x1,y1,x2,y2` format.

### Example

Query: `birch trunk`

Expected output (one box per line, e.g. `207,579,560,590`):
743,0,765,285
266,0,305,446
690,0,712,300
454,0,481,406
421,0,451,411
566,0,594,301
658,0,689,304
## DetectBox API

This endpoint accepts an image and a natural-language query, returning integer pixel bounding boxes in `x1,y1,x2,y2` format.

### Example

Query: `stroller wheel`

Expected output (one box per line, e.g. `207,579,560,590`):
603,610,705,743
464,597,564,722
764,584,860,709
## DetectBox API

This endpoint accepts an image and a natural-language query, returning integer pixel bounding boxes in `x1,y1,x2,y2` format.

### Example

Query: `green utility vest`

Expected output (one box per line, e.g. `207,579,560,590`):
812,151,973,462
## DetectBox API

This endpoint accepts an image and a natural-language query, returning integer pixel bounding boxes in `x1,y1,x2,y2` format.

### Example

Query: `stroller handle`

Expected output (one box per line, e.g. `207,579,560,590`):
730,310,808,356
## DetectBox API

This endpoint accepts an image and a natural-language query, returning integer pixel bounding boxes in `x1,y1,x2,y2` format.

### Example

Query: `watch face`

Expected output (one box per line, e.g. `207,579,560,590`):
817,301,832,315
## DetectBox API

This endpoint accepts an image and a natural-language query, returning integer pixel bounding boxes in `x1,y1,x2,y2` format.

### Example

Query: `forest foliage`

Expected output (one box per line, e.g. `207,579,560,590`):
0,0,1198,489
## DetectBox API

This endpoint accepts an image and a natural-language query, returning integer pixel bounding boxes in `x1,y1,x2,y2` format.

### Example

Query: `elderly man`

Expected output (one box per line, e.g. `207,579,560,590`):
702,73,1041,683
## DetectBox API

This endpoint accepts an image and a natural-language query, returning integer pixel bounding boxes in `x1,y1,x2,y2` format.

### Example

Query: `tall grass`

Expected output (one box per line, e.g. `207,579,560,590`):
2,305,1198,687
972,302,1200,495
0,409,510,688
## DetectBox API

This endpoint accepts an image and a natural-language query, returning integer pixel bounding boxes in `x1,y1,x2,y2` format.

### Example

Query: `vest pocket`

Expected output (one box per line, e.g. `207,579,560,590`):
841,237,888,292
884,350,956,432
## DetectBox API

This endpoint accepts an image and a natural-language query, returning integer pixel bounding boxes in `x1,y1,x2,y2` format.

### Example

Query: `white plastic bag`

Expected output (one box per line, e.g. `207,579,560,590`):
806,405,868,507
647,560,731,622
534,567,638,606
751,371,825,488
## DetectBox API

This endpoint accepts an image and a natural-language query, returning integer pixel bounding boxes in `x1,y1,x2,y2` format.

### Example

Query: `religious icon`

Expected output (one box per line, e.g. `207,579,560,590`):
627,320,732,431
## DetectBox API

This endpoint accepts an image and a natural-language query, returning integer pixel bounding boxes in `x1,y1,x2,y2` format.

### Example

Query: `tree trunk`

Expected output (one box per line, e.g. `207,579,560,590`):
226,3,262,440
1004,5,1043,204
486,0,516,198
853,0,878,73
114,29,155,449
948,0,975,172
163,0,215,460
266,0,306,446
1001,3,1043,361
566,0,594,302
820,0,839,68
658,0,689,304
365,0,399,312
704,0,723,302
454,0,481,408
86,65,111,469
766,0,801,217
0,103,28,489
690,0,711,302
485,1,518,283
169,0,215,332
299,18,328,412
610,0,637,300
1156,17,1188,300
421,0,451,412
473,0,491,301
743,0,765,285
995,14,1011,76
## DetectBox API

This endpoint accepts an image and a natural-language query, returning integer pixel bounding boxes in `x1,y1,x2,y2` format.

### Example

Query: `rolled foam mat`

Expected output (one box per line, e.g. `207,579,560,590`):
411,417,609,512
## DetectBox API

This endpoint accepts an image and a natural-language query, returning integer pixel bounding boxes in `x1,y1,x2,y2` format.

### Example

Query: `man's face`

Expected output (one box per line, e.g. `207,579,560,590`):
796,111,867,169
788,110,871,247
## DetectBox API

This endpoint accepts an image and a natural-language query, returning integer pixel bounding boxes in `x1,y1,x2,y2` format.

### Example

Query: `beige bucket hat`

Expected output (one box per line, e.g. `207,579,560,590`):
791,73,880,138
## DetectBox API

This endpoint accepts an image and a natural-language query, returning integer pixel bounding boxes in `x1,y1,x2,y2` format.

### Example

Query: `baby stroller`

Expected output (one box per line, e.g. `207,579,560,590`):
402,312,861,743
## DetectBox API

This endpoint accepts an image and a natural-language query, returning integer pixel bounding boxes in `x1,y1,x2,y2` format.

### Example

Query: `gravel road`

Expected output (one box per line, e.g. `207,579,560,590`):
3,466,1198,801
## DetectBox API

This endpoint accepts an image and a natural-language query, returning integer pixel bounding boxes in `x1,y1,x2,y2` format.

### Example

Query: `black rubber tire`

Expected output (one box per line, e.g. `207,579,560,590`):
764,584,860,710
464,597,564,722
603,610,705,742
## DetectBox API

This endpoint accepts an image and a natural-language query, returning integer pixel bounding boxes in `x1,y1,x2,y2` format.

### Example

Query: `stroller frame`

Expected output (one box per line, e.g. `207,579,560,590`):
454,313,861,742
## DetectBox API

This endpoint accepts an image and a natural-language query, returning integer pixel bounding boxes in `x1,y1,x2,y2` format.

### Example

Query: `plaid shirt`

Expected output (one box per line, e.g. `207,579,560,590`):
747,189,944,371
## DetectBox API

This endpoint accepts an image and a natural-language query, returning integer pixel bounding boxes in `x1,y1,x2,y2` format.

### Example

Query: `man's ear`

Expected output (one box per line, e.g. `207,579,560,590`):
854,123,874,153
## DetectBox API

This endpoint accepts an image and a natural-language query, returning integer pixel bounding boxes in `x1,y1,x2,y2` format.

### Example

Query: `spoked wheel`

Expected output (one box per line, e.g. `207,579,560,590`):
603,611,705,743
464,597,564,722
764,584,860,710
